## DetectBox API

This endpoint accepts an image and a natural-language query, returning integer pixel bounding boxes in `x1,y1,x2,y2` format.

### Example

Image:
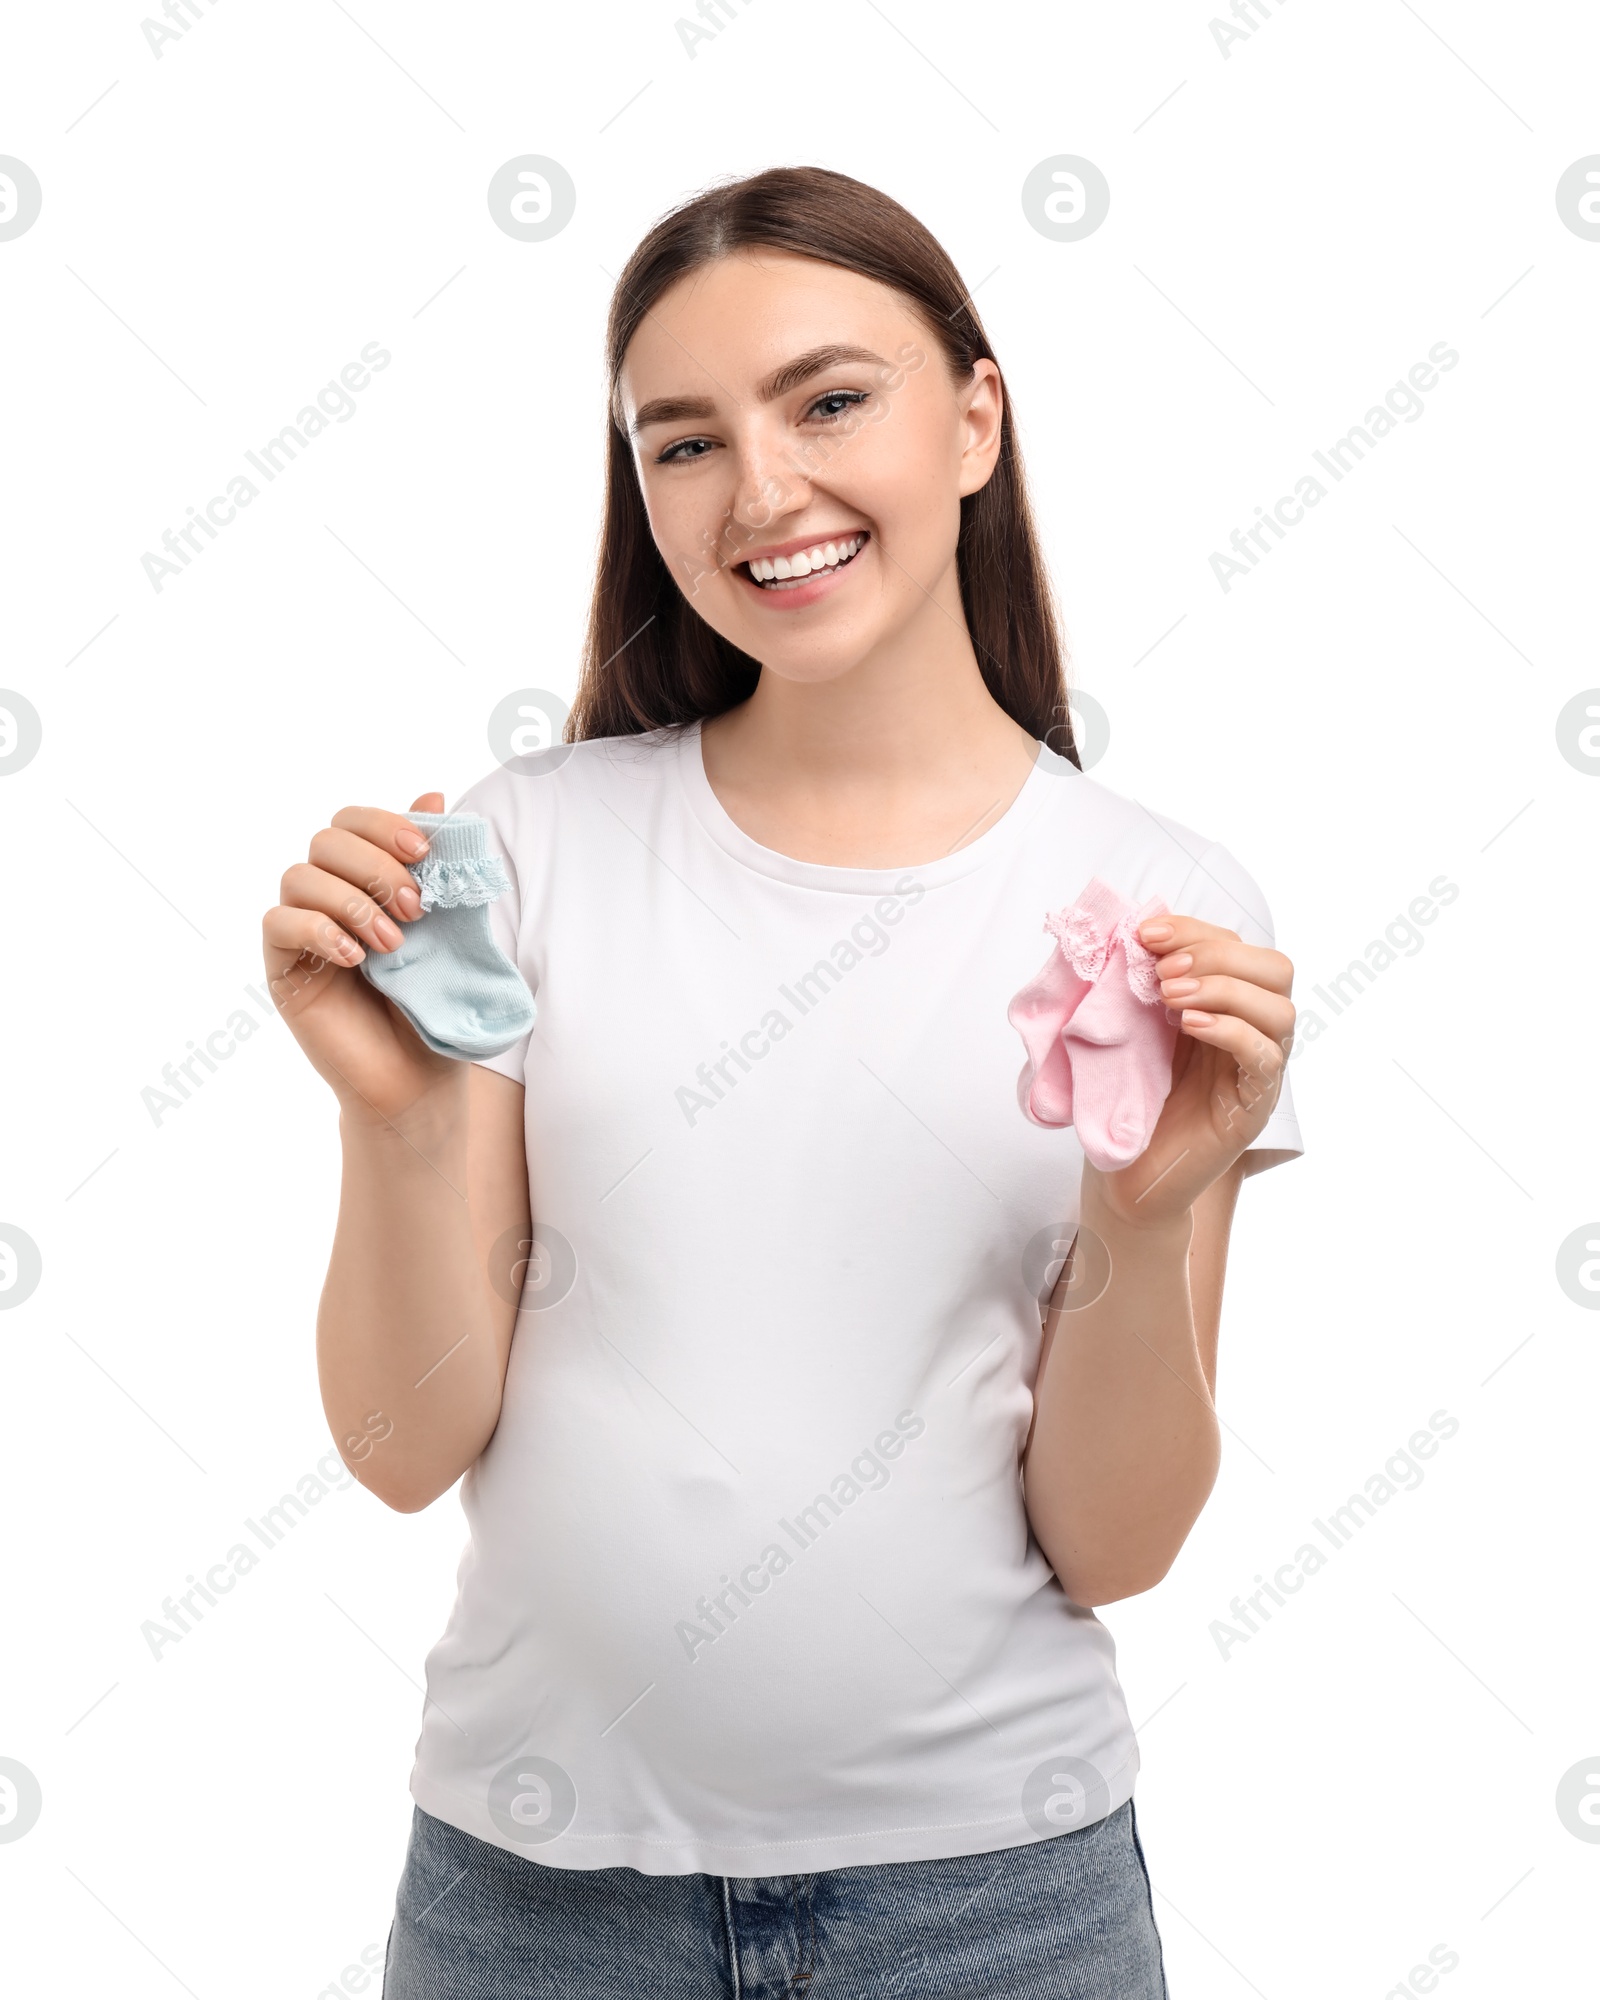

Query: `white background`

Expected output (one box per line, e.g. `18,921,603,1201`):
2,1,1597,1994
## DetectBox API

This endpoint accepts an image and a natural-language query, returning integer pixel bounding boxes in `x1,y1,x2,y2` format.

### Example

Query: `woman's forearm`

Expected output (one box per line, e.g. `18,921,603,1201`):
317,1086,521,1512
1022,1181,1220,1606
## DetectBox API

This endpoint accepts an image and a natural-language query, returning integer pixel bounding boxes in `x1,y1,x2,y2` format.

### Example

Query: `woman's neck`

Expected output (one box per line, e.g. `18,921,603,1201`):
699,609,1041,869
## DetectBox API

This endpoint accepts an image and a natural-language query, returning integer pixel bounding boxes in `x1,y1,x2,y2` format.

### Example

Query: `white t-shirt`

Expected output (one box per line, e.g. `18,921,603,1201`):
407,719,1303,1876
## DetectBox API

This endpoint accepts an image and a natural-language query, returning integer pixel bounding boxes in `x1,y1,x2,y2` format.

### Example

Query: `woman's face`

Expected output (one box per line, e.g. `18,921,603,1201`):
617,248,1002,687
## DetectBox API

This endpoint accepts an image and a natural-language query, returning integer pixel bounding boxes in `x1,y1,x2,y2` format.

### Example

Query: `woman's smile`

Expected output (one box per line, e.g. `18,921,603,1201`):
733,528,871,608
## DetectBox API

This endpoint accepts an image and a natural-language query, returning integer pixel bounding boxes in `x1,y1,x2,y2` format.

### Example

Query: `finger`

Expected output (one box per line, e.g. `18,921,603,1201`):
262,903,366,969
279,861,407,952
307,826,425,920
1137,913,1234,956
1159,975,1295,1043
410,791,444,813
1160,1000,1296,1080
1153,936,1294,998
1175,1008,1288,1107
330,803,434,863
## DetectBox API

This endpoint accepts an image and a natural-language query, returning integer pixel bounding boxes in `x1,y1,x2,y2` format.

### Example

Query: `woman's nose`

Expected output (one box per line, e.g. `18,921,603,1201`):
727,427,814,539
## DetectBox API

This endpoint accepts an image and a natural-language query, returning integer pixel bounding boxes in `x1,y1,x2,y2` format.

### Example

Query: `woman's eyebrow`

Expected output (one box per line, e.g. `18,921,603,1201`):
758,342,889,400
628,343,891,436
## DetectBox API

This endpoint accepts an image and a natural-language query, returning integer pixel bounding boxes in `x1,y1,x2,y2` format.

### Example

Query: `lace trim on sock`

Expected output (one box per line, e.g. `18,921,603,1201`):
411,850,511,911
1120,918,1164,1005
1042,902,1164,1005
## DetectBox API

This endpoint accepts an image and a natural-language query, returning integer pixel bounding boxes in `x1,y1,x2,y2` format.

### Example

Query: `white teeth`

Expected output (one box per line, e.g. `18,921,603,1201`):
747,534,864,585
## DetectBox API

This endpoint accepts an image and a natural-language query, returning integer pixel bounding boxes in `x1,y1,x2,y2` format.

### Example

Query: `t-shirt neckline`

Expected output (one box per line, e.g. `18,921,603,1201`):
675,715,1056,894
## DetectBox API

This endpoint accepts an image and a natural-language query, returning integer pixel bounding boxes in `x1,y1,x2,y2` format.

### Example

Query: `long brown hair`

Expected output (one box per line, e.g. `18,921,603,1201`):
568,165,1075,763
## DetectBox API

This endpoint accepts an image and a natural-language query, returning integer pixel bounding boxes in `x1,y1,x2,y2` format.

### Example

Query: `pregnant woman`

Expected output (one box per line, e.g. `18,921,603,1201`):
263,166,1302,1998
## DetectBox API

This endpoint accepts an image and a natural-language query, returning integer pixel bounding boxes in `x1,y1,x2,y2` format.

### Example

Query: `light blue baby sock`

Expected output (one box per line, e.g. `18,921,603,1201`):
360,810,537,1061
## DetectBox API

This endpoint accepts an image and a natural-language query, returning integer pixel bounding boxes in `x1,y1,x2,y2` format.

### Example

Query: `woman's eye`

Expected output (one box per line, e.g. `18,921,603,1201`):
807,389,870,422
656,436,715,465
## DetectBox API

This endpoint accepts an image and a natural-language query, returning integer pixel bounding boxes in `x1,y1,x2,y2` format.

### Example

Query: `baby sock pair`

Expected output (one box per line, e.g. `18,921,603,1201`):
359,811,537,1061
1007,877,1178,1172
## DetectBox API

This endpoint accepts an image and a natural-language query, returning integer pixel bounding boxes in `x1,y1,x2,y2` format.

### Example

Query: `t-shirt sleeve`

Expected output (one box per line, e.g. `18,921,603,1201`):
452,772,535,1087
1171,839,1304,1173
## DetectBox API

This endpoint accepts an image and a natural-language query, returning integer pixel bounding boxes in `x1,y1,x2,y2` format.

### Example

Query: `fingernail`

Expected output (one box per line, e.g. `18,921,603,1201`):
1141,921,1173,942
1162,977,1199,997
395,884,423,919
374,914,403,949
396,828,429,858
1181,1009,1215,1025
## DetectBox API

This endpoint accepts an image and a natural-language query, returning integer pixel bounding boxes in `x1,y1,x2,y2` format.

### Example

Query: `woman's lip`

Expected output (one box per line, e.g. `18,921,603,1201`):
734,534,870,610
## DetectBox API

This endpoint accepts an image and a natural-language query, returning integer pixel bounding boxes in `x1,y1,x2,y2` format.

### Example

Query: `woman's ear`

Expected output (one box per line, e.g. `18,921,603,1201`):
957,358,1005,498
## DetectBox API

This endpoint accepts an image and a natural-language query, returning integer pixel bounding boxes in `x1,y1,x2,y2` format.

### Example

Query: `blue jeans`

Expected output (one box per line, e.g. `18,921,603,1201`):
383,1799,1169,1997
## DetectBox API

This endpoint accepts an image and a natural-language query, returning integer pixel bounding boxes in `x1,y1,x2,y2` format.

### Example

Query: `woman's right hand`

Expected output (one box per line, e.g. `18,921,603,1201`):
262,791,460,1125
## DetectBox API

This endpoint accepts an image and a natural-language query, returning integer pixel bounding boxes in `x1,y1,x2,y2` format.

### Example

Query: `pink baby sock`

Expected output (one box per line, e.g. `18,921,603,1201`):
1007,877,1180,1172
1005,928,1091,1126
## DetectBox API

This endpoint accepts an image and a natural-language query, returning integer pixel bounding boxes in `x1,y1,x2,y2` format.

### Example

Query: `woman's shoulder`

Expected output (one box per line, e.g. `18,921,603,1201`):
1032,752,1283,949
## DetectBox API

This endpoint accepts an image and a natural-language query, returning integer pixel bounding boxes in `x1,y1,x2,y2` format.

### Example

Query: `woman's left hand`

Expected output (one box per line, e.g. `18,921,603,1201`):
1089,913,1296,1230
